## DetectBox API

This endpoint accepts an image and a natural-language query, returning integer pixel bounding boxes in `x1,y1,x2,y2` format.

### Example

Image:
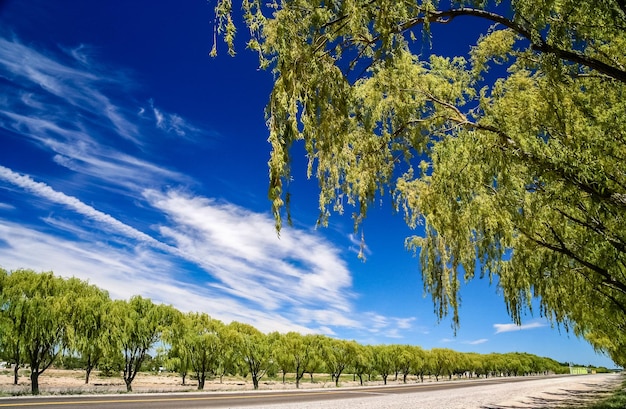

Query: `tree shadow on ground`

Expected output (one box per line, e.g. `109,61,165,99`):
481,384,615,409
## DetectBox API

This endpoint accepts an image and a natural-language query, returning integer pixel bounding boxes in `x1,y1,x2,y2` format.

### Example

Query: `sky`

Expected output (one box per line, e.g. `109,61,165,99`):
0,1,616,368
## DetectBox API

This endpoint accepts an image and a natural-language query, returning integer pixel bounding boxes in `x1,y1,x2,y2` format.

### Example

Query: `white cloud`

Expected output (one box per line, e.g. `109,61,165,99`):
149,99,200,137
0,111,189,193
0,37,139,143
0,165,174,253
464,338,489,345
494,321,547,334
143,189,354,314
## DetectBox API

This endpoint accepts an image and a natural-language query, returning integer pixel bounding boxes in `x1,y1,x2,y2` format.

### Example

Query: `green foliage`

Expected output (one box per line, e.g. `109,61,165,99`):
0,269,77,394
227,321,273,390
210,0,626,367
109,296,175,392
321,338,357,387
98,351,124,378
272,332,319,388
164,312,227,390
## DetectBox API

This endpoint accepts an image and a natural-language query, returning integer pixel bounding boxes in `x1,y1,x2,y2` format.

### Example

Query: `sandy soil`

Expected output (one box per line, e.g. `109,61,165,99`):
0,368,390,395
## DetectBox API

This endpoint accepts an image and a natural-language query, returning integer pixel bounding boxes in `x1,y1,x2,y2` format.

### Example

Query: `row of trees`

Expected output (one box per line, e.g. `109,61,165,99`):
0,269,570,395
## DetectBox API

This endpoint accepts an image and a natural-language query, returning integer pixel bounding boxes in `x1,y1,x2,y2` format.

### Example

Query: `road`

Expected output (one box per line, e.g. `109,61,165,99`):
0,375,574,408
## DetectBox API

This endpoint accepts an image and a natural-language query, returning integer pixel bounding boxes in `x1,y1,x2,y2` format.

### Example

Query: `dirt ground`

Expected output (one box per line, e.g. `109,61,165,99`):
0,368,379,395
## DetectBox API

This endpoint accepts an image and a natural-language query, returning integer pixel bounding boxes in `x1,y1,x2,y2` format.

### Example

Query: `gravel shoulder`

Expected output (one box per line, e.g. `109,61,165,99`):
230,373,624,409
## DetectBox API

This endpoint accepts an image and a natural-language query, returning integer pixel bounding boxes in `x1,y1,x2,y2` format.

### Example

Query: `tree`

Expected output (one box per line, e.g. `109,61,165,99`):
211,0,626,367
270,332,293,384
170,312,226,390
303,335,326,383
65,279,112,384
162,312,193,386
321,338,355,387
372,345,394,385
429,348,454,382
351,343,373,386
110,296,174,392
0,269,75,394
273,332,318,388
0,268,22,386
410,346,428,382
229,322,273,390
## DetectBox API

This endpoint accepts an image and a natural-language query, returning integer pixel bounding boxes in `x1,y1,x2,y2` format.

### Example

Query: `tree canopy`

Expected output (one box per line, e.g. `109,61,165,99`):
211,0,626,365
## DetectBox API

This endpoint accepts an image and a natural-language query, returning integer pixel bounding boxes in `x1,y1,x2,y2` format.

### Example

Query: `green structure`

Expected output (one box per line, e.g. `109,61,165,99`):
570,366,590,375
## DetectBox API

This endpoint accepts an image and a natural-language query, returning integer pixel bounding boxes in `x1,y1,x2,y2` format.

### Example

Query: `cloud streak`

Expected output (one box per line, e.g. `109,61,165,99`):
0,165,174,252
0,37,140,144
494,322,547,334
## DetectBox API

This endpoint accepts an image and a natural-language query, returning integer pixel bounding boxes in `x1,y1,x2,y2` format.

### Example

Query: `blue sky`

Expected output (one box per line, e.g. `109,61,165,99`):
0,1,616,368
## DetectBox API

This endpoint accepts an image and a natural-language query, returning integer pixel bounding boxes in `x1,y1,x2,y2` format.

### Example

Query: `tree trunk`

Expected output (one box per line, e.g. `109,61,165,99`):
181,372,187,385
85,366,92,384
383,374,388,385
198,373,205,390
30,370,40,395
125,378,133,392
12,345,20,385
252,375,259,390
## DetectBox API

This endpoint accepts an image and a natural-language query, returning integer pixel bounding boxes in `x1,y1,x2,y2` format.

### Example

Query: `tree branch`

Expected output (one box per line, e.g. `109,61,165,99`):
398,8,626,83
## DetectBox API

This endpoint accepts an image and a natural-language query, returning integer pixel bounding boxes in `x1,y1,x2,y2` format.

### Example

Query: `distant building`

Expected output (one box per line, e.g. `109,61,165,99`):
569,366,590,375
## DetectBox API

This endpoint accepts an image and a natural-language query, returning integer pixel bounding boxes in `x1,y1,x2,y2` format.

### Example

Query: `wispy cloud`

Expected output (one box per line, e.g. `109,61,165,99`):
147,99,200,138
0,110,189,193
0,37,139,143
463,338,489,345
0,35,199,194
0,166,415,336
143,189,354,314
494,321,547,334
0,165,173,252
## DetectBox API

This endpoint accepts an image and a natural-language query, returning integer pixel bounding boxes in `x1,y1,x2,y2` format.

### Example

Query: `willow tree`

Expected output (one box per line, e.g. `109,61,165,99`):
212,1,626,365
65,278,112,384
228,322,273,390
0,269,74,394
166,312,226,390
110,296,174,392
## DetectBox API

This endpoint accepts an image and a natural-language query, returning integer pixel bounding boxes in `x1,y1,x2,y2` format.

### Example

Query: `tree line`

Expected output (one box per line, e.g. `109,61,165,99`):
0,268,590,395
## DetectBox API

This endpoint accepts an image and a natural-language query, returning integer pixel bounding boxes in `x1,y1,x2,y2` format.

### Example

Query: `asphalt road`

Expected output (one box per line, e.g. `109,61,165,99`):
0,376,567,409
